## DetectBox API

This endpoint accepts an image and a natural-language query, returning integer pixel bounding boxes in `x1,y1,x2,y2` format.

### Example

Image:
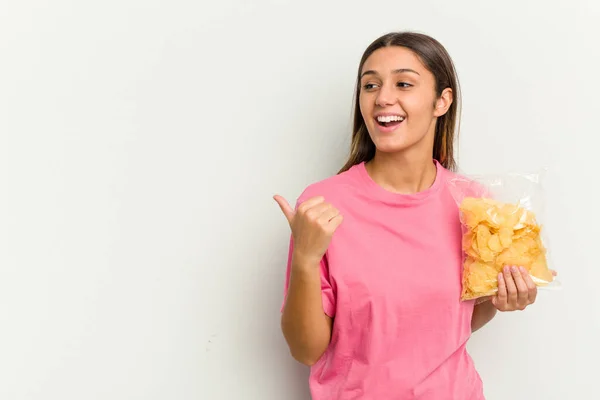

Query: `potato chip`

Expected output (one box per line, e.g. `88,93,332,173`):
498,227,513,248
479,247,495,263
530,254,554,283
466,261,499,294
476,225,491,251
458,197,553,300
488,234,503,252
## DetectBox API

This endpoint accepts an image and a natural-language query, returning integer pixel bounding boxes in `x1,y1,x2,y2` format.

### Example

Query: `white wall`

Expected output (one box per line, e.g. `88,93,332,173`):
1,0,598,399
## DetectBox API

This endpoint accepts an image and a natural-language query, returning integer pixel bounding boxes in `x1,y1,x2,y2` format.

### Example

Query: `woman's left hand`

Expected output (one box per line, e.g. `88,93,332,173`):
491,265,537,312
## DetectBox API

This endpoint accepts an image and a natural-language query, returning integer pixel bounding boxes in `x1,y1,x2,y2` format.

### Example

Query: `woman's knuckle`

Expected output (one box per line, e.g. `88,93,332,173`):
519,292,529,300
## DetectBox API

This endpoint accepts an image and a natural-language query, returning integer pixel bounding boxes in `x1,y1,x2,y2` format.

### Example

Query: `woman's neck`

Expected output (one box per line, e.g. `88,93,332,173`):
365,151,437,195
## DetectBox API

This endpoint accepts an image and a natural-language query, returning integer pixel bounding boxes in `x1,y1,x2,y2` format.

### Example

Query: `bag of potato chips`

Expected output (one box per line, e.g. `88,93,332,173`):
447,170,559,301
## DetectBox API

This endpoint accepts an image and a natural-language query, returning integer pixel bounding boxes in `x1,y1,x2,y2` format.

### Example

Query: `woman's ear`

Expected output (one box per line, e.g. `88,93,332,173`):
433,88,453,117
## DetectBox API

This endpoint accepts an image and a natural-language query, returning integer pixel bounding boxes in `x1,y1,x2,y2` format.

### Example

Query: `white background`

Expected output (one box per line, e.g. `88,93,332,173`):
1,1,598,399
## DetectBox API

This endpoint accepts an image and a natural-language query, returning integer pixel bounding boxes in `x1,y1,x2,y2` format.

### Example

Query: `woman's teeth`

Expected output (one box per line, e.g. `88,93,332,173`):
377,115,405,123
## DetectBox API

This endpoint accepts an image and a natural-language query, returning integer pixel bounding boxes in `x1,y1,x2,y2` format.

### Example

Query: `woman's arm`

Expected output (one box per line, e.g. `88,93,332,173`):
281,254,333,366
273,194,341,366
471,298,497,332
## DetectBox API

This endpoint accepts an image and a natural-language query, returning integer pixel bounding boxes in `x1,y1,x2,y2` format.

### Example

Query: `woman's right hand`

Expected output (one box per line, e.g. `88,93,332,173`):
273,195,343,265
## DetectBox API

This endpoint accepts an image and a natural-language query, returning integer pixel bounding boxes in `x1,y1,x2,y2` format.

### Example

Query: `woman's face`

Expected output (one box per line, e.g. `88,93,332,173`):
359,46,452,155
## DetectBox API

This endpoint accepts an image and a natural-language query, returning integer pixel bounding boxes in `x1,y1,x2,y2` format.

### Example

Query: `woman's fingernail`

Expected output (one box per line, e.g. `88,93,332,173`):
511,265,518,273
520,266,528,274
504,266,510,273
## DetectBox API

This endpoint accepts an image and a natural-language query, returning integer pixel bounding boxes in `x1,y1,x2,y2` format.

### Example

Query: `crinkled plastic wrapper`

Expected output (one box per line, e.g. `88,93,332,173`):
447,171,560,301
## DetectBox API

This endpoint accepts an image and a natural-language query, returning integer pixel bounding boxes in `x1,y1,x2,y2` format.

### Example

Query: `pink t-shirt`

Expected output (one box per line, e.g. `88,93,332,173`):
281,160,485,400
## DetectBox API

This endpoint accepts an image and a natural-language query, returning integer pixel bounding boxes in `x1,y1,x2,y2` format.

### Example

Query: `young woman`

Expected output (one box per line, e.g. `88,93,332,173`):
274,31,542,399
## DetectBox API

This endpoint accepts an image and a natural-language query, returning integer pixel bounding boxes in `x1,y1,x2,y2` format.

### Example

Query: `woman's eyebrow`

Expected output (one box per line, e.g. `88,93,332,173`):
392,68,420,76
360,68,420,79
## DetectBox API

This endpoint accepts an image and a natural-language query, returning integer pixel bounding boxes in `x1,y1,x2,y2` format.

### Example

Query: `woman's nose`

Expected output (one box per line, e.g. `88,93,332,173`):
375,84,396,107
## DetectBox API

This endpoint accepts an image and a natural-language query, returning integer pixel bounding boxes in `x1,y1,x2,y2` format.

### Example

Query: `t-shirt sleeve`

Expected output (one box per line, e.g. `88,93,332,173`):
280,235,336,318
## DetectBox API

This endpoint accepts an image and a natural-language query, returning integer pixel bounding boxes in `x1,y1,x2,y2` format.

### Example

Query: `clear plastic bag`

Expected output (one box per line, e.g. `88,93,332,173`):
447,170,560,301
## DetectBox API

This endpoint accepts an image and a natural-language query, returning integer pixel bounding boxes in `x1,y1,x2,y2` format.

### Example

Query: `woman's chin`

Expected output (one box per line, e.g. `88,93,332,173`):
372,138,412,154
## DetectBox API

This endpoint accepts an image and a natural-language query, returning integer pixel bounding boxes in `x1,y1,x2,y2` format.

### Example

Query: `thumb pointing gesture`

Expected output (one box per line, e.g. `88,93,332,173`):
273,194,342,265
273,195,295,224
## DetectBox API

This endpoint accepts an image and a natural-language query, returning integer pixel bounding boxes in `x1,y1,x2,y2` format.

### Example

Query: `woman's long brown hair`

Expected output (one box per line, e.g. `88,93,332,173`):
338,32,462,173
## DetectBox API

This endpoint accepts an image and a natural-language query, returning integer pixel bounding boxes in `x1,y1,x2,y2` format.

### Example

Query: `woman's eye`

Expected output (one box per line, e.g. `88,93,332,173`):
397,82,412,88
363,83,378,90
